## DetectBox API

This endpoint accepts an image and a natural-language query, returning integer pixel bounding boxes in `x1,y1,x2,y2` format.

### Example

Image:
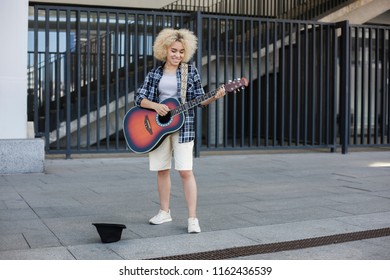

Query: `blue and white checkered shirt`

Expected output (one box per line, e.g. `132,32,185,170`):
135,63,205,143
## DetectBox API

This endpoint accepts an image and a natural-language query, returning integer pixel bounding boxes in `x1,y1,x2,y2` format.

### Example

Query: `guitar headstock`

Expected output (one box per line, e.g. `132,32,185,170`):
225,77,248,93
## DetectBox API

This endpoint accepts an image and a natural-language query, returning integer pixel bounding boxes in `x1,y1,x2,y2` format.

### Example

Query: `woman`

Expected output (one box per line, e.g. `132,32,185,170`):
135,28,225,233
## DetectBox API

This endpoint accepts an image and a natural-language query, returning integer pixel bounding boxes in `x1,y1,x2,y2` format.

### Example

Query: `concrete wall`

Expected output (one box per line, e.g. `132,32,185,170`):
0,0,28,139
0,0,44,174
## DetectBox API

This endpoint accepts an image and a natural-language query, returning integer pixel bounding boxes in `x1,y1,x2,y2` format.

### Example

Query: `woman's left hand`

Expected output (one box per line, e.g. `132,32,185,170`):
215,86,226,99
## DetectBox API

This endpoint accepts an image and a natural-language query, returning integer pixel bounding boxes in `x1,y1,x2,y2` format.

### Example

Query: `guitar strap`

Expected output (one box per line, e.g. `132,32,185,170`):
180,63,188,104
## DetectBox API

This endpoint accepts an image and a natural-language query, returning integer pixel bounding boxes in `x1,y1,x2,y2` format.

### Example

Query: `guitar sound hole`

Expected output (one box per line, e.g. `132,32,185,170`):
158,112,172,125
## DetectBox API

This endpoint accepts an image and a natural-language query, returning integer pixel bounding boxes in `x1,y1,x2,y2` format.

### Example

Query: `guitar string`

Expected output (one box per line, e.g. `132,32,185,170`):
170,86,221,117
169,78,245,117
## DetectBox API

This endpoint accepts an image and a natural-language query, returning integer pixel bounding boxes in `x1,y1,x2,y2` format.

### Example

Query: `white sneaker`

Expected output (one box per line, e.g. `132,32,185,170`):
149,209,172,225
188,217,201,233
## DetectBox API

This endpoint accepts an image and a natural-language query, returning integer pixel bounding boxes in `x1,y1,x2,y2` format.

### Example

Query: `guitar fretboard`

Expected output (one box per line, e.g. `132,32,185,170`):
170,87,222,116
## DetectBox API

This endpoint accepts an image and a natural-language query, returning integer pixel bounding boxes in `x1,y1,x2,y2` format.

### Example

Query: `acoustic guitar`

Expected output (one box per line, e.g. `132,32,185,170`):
123,77,248,153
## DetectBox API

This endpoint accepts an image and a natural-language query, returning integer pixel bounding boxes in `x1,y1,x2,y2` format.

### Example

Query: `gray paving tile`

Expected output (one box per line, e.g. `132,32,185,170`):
326,197,390,215
68,244,124,260
239,206,349,227
0,208,37,221
3,198,30,209
335,212,390,230
0,247,75,260
0,219,49,235
0,151,389,260
107,231,258,260
233,219,365,244
0,234,29,251
23,231,62,249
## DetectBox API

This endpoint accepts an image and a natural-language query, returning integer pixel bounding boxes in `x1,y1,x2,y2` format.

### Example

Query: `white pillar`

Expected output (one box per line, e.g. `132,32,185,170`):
0,0,44,174
0,0,28,138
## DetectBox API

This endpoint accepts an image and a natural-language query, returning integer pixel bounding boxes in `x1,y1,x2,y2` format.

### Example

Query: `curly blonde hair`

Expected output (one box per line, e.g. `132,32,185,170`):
153,28,198,63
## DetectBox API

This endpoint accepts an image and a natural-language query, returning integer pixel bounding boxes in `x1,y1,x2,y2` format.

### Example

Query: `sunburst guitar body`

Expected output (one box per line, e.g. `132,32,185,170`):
123,78,248,153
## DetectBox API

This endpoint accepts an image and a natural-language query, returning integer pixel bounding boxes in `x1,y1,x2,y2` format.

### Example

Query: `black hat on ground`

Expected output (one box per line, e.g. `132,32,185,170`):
92,223,126,243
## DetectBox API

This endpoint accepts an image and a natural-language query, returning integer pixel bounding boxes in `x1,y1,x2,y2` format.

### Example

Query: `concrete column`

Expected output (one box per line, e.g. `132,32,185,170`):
0,0,28,138
0,0,44,174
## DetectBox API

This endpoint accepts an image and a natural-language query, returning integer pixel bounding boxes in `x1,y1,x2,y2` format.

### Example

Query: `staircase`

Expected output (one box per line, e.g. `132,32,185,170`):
318,0,390,24
163,0,352,20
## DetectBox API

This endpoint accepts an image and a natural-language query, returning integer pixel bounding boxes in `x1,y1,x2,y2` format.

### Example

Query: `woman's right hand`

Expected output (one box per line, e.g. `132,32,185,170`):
153,103,170,116
141,99,169,116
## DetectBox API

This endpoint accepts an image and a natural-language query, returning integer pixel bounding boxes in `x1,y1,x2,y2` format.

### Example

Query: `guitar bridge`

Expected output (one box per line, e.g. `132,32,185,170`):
144,115,153,135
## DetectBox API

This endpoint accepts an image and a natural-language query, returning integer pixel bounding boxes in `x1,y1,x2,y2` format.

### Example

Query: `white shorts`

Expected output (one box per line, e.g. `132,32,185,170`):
149,132,194,171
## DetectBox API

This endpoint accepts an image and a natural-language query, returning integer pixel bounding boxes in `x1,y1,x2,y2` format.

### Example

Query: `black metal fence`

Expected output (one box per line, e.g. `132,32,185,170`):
349,25,390,147
195,13,340,155
27,4,390,157
28,6,194,156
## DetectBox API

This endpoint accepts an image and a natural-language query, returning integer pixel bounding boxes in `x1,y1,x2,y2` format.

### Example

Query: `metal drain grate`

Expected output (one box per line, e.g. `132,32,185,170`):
147,227,390,260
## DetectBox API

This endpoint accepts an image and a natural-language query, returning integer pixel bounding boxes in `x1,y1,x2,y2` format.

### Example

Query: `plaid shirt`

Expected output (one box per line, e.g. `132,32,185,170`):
135,63,205,143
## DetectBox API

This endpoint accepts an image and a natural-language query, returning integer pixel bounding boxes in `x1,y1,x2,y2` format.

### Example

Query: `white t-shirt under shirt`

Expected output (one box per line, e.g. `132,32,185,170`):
158,72,177,102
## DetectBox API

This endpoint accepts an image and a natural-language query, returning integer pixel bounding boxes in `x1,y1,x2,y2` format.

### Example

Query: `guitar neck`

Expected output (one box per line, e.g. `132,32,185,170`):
169,77,248,116
171,87,220,116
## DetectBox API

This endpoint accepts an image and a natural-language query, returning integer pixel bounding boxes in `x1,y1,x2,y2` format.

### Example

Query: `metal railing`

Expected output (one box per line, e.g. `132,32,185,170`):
162,0,351,20
349,24,390,147
29,5,193,157
195,13,340,155
27,4,390,157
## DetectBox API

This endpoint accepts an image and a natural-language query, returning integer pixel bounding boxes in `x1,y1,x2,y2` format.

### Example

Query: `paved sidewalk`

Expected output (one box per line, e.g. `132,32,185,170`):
0,150,390,260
